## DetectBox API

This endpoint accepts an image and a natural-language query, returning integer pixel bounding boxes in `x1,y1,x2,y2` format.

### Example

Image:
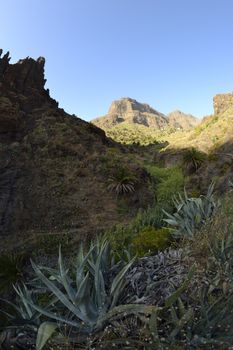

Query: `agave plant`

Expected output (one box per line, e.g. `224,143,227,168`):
19,238,156,349
0,284,42,350
107,167,138,196
163,183,217,239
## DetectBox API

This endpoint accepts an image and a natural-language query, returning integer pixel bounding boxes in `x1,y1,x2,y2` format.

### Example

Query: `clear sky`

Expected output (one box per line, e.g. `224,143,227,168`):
1,0,233,120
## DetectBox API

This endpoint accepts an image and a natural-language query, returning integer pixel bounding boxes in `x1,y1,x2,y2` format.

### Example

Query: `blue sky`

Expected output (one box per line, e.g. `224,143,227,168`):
1,0,233,120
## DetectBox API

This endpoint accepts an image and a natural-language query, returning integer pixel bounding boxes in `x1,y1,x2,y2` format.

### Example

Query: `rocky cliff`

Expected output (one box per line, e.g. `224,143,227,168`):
213,92,233,115
0,51,152,247
167,110,199,129
92,98,168,129
92,98,198,131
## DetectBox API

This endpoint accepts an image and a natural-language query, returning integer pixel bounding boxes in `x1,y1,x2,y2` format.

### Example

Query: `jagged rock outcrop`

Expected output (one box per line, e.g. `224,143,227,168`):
92,97,198,131
167,110,199,129
213,92,233,115
0,51,153,246
92,97,168,129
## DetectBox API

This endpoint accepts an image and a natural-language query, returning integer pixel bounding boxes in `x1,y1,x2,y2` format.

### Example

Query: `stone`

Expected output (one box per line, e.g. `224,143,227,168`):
213,92,233,115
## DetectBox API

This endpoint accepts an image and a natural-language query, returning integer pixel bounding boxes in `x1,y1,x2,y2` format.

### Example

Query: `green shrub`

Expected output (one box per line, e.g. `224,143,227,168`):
107,205,166,259
107,225,135,259
134,205,164,229
146,165,184,207
132,227,171,257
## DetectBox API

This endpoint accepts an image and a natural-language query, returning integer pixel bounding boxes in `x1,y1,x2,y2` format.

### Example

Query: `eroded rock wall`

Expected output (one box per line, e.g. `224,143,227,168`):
213,92,233,115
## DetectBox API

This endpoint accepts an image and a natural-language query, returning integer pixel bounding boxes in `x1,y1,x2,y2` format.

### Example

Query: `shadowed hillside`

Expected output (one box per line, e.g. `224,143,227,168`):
0,51,153,247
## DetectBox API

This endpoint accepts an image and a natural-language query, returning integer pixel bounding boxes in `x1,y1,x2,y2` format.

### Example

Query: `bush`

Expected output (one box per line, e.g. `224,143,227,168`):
146,165,184,207
132,227,171,257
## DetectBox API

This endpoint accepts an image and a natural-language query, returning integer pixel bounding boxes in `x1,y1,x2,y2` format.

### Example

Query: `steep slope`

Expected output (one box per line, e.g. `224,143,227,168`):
164,107,233,153
0,51,153,246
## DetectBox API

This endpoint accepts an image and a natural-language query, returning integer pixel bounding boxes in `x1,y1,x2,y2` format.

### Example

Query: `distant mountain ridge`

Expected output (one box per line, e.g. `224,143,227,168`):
167,110,199,130
91,97,200,131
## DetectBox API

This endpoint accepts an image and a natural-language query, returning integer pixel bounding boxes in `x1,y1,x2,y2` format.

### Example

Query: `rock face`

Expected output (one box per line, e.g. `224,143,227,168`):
0,51,153,246
213,92,233,115
92,98,198,131
92,97,168,129
167,110,199,129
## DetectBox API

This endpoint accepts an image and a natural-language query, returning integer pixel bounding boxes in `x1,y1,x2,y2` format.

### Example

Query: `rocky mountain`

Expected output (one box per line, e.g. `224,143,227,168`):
92,98,168,129
213,92,233,114
0,51,153,248
167,110,199,129
92,97,199,131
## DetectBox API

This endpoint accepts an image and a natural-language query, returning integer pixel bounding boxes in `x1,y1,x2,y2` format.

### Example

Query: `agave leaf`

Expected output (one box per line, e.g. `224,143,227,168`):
31,260,89,323
58,246,75,303
178,297,186,318
13,284,33,319
75,272,90,302
76,243,95,287
170,308,194,338
170,305,179,325
96,304,157,330
0,309,16,320
74,272,98,323
0,297,22,316
93,243,107,311
149,309,161,347
28,299,81,328
165,265,196,308
0,331,6,346
36,322,57,350
110,257,136,308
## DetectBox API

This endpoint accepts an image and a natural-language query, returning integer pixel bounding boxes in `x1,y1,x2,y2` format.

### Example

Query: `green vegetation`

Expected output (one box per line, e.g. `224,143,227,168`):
0,239,157,349
0,252,28,293
163,182,217,239
105,123,177,145
2,190,233,348
106,165,184,256
107,167,138,196
182,147,206,172
146,165,184,207
132,227,171,256
105,123,160,145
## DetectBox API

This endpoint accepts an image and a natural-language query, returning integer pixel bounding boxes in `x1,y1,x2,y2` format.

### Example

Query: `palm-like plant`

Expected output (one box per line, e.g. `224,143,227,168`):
107,168,138,196
0,252,27,293
183,147,206,173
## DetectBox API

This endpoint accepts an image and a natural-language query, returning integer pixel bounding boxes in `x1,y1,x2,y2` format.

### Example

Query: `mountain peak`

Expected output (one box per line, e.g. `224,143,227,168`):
92,97,167,129
92,97,199,130
0,49,47,94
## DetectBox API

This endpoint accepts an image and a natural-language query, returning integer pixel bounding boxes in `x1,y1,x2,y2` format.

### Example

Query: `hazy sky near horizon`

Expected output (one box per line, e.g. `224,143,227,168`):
1,0,233,120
